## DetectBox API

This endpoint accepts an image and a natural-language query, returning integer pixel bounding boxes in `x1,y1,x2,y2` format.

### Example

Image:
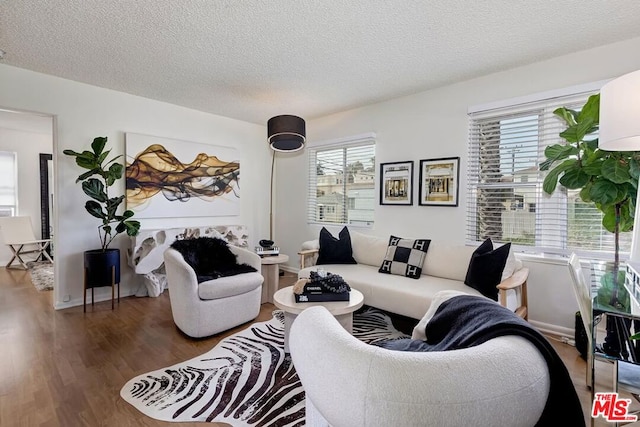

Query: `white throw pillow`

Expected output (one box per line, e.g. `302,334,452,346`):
500,245,519,281
349,230,388,267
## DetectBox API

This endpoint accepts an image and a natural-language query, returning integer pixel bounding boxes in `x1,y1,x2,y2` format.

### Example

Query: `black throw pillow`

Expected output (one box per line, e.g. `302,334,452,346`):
316,226,357,265
464,239,511,301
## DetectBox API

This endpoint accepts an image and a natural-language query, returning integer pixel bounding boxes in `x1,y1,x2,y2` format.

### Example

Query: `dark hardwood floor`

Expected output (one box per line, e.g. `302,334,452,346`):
0,266,612,426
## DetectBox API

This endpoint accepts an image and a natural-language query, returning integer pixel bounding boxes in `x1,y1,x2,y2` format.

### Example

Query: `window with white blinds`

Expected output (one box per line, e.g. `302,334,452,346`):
307,136,376,226
467,90,631,258
0,151,17,217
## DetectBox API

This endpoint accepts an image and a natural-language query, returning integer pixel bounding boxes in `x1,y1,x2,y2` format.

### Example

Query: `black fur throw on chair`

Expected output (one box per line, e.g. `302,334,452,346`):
170,237,257,283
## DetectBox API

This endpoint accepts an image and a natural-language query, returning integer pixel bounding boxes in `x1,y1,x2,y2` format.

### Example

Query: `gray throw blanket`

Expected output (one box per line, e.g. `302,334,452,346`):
377,295,585,427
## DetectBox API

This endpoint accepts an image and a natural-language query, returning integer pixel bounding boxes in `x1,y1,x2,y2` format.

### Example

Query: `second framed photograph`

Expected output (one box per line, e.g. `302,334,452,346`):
380,161,413,205
419,157,460,206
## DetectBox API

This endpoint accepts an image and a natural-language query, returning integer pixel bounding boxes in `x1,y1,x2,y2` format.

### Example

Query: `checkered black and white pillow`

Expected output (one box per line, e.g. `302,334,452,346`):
378,235,431,279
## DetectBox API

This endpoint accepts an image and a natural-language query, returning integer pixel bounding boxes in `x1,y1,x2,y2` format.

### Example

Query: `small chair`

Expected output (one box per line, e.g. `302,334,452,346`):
163,244,264,338
0,216,53,269
290,305,551,427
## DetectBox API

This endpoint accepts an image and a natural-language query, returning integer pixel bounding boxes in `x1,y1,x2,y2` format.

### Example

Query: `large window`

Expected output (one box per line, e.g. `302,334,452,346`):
467,88,631,258
307,135,376,226
0,151,17,217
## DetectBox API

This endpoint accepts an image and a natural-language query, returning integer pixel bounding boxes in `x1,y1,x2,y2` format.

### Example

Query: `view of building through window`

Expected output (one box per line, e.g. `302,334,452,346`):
468,95,631,257
309,141,375,226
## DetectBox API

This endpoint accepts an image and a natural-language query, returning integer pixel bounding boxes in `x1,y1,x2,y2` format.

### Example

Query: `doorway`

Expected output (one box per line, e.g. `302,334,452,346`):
0,108,56,303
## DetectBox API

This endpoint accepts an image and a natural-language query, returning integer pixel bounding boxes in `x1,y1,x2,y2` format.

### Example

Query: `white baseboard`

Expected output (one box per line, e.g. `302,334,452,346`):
530,319,575,341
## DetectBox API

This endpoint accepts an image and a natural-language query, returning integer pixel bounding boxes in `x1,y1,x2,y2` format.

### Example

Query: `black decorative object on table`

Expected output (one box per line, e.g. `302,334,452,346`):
295,270,351,302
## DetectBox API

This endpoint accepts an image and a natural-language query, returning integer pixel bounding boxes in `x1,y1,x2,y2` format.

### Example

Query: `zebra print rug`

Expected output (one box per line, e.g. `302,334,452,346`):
120,306,409,426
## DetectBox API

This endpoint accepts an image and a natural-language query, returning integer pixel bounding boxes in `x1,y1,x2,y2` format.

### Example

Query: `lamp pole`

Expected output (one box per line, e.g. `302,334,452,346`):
270,150,275,241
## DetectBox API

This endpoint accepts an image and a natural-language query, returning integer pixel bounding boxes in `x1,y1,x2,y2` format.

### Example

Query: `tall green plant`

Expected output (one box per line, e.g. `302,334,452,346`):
540,93,640,309
64,136,140,251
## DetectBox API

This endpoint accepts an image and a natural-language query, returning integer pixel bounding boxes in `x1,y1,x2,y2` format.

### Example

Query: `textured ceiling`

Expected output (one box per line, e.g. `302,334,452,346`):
1,1,640,125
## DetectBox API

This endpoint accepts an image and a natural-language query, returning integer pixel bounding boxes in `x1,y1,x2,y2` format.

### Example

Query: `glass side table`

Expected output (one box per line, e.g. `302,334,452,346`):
590,260,640,426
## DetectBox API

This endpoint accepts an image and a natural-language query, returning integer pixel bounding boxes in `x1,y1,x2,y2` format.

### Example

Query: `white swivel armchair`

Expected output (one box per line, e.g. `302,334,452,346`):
0,216,52,269
290,305,551,427
163,245,264,338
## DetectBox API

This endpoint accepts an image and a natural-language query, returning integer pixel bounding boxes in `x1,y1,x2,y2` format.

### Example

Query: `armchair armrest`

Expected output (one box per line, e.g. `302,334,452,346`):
298,239,320,269
230,245,261,271
298,248,319,269
497,267,529,320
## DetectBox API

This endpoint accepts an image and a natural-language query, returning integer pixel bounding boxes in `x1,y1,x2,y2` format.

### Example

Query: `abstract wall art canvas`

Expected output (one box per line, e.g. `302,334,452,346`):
125,133,240,218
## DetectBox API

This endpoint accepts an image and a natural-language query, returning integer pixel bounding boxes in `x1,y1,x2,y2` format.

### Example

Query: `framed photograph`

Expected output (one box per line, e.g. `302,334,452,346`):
419,157,460,206
380,161,413,205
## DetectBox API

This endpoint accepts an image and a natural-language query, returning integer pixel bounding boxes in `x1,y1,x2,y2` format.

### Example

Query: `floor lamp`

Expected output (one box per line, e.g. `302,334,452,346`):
599,70,640,262
267,114,306,241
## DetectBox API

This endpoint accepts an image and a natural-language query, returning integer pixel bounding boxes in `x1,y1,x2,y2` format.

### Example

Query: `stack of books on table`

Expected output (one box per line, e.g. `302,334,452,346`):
294,283,350,303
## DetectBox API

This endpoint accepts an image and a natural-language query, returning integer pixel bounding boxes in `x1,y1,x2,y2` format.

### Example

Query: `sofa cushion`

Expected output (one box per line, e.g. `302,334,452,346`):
349,230,388,267
299,263,485,320
501,247,519,281
464,239,511,301
378,235,430,279
422,241,477,281
316,227,357,265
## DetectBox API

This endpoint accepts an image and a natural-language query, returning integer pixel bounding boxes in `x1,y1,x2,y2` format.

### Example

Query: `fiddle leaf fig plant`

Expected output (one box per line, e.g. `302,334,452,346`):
64,136,140,251
540,93,640,309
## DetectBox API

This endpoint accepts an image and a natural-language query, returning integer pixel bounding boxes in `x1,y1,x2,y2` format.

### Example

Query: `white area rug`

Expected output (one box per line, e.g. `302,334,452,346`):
28,261,54,291
120,307,408,426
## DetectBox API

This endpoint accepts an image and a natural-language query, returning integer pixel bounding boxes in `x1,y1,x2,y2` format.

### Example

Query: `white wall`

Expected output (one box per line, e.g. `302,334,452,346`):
0,125,53,264
0,64,271,309
275,36,640,334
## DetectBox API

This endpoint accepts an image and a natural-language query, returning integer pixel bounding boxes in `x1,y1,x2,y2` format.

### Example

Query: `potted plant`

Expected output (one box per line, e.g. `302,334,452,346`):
541,93,640,356
64,136,141,290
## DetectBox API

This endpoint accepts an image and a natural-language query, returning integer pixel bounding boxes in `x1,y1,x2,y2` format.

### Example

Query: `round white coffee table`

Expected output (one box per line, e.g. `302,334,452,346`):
273,286,364,352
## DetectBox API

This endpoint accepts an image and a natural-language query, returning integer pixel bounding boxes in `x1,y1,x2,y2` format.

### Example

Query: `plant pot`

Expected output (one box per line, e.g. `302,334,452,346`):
84,248,120,288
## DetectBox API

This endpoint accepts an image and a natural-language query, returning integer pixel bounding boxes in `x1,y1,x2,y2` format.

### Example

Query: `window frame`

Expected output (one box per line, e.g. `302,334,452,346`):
466,80,629,260
0,151,18,217
307,133,376,228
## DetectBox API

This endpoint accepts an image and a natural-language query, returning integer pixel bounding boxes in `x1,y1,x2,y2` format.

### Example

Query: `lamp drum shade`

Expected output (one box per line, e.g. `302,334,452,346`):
268,115,306,152
599,69,640,151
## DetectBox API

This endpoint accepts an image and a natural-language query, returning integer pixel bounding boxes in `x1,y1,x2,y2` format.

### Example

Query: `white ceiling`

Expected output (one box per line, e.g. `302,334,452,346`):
1,1,640,125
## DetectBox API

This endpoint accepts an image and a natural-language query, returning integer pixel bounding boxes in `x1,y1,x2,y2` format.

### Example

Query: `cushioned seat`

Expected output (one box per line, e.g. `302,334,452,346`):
298,228,526,320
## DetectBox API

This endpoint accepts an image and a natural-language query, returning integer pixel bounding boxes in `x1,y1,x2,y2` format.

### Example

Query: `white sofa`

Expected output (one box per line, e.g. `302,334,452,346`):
298,229,528,320
290,304,550,427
